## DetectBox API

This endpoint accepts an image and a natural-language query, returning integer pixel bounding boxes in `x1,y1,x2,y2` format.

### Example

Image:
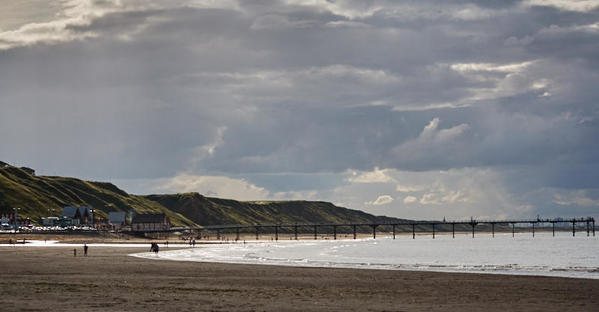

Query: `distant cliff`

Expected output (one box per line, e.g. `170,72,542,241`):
0,164,194,226
144,192,408,226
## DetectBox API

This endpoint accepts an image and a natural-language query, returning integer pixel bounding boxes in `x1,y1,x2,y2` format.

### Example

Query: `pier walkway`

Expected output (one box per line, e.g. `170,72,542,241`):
147,217,596,241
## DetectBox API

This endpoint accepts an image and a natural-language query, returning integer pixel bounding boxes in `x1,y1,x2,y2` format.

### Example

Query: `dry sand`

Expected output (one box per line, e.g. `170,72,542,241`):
1,246,598,311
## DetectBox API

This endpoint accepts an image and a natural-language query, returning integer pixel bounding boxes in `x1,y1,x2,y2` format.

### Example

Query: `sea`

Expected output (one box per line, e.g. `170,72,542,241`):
132,232,599,279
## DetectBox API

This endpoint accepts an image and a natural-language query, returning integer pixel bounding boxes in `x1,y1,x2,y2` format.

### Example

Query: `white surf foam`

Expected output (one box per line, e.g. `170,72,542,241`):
131,232,599,279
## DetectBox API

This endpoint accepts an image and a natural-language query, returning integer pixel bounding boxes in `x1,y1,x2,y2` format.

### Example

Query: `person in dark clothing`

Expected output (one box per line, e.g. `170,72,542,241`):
83,244,88,256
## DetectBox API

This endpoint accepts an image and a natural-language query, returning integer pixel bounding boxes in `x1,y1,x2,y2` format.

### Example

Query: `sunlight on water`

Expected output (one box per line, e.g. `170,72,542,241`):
132,232,599,279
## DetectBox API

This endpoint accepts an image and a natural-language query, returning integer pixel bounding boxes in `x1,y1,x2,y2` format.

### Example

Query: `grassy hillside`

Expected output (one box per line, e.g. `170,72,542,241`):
145,192,409,226
0,165,195,226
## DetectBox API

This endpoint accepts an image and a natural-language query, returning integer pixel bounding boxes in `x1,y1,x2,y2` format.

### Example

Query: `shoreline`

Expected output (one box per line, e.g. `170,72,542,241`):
0,229,586,243
1,246,598,311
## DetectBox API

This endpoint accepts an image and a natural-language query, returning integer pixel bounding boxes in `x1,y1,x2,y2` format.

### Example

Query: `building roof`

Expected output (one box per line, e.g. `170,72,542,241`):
108,212,126,223
62,206,91,218
131,213,168,223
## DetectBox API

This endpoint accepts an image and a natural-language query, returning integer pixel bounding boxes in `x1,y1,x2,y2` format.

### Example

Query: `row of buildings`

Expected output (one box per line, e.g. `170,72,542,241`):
36,206,171,232
0,211,32,229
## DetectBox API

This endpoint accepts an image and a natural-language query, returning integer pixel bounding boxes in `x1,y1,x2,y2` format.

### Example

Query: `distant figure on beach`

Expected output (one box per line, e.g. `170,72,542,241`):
84,244,88,256
151,243,159,254
73,248,77,257
192,239,196,247
165,241,168,248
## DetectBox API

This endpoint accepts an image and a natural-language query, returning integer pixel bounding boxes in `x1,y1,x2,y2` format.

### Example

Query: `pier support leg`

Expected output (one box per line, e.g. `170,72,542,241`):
512,223,515,237
492,223,495,238
255,227,259,240
372,225,377,239
552,223,555,237
392,224,396,240
452,223,455,238
236,227,240,241
333,225,337,240
217,229,221,240
573,221,576,237
432,224,435,239
294,225,298,240
532,223,535,237
471,224,475,238
593,220,596,237
587,221,590,237
353,225,357,239
314,225,318,240
275,226,279,241
412,224,415,239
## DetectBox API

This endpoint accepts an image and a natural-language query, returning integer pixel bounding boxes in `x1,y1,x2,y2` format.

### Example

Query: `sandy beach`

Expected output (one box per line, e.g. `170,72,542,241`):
1,245,598,311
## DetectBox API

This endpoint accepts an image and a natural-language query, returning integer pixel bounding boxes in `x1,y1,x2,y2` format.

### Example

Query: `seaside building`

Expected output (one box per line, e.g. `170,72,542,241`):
1,214,11,229
93,216,111,231
108,211,127,230
131,213,170,232
1,212,15,224
61,206,93,225
0,211,31,227
41,217,60,226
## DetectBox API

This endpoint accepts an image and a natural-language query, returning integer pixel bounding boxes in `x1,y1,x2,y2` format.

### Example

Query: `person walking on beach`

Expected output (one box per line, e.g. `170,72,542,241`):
83,244,88,256
151,243,159,254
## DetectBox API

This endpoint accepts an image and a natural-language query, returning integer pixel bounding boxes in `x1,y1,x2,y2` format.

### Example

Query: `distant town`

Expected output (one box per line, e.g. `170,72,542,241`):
1,206,170,233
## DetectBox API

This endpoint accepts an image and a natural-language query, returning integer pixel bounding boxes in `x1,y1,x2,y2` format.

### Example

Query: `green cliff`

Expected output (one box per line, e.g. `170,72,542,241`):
0,164,194,226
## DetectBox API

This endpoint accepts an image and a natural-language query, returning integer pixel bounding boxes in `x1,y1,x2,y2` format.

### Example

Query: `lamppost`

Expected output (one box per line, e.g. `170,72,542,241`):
90,209,94,229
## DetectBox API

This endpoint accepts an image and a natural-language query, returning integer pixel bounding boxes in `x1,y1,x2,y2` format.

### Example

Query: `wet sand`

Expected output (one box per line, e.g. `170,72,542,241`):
1,246,598,311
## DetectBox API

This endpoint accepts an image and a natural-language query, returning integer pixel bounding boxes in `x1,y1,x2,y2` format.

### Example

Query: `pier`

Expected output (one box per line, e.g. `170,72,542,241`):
145,217,596,240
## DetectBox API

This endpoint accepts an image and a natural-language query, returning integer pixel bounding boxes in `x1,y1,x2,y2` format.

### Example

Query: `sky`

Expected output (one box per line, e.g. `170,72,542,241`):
1,0,599,221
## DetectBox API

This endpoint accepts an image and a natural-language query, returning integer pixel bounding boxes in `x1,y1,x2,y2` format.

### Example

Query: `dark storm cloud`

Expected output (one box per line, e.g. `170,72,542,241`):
1,0,598,218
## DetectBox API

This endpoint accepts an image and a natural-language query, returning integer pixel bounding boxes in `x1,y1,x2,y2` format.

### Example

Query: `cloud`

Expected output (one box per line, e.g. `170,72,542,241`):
391,118,472,170
347,167,395,183
366,195,393,206
0,0,130,50
553,191,599,208
450,61,536,74
523,0,599,12
396,184,424,193
403,196,418,204
419,190,469,205
154,173,270,200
